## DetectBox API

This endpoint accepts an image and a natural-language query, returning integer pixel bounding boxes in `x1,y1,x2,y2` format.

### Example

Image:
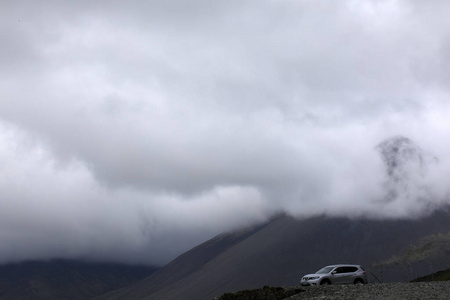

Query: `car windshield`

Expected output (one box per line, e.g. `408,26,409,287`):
315,266,334,274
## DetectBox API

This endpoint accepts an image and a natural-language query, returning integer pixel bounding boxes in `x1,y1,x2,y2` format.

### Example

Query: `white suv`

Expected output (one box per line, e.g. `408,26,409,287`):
301,264,368,286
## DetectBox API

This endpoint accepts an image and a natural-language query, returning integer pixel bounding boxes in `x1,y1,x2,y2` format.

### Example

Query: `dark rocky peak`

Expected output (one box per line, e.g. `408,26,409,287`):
375,136,437,202
376,136,426,180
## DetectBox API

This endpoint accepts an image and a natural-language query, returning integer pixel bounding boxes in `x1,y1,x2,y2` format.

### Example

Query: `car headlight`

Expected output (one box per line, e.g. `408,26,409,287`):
304,276,319,280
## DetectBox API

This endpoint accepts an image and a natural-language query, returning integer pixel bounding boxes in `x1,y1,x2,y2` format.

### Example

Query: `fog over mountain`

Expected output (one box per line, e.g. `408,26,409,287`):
1,0,450,265
376,136,440,211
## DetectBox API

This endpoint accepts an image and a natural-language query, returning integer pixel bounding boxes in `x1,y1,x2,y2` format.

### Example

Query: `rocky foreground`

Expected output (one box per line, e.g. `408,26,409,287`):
214,282,450,300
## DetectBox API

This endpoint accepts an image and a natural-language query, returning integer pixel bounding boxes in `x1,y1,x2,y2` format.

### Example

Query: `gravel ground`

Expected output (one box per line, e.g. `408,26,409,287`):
286,282,450,300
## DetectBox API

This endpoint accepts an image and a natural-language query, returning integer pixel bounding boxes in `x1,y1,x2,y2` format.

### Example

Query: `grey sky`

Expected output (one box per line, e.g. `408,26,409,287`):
1,0,450,265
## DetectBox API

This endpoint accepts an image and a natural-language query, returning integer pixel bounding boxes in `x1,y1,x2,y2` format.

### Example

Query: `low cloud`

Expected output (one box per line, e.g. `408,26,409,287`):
1,0,450,265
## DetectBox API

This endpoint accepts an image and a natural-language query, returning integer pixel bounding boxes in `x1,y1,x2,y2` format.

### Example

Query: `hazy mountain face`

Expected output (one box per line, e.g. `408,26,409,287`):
377,136,434,201
378,136,427,180
374,136,442,216
281,135,448,219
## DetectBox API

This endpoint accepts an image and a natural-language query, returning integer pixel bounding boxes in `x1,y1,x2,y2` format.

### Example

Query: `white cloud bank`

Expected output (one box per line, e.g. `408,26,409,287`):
0,0,450,264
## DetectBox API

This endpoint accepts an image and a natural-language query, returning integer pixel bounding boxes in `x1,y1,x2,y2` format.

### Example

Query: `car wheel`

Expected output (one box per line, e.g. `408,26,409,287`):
320,279,331,285
354,278,364,284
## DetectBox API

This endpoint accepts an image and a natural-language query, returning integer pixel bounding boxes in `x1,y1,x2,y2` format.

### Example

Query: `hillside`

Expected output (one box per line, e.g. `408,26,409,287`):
98,208,450,300
412,269,450,282
383,231,450,264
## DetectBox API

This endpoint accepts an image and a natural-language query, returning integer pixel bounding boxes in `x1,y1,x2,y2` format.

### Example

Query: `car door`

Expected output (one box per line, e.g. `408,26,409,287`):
331,267,347,284
340,266,358,284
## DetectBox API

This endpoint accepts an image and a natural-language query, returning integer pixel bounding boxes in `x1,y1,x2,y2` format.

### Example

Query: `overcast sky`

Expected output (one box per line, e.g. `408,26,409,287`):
1,0,450,265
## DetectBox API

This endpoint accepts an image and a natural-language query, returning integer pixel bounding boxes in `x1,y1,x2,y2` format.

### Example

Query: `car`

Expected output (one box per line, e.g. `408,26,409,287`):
301,264,368,286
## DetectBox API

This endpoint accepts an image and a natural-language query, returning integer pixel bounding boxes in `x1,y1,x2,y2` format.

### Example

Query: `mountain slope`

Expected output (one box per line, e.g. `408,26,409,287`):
99,208,450,300
412,269,450,282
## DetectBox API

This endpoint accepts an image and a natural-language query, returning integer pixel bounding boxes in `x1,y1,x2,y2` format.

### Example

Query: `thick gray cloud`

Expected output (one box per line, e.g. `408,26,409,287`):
1,0,450,265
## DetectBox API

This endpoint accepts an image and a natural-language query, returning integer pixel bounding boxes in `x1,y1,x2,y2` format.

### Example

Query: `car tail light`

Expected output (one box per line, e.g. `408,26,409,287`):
363,271,366,274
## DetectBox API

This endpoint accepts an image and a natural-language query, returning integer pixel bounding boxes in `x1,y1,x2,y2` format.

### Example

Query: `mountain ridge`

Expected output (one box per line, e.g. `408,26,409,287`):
0,259,158,300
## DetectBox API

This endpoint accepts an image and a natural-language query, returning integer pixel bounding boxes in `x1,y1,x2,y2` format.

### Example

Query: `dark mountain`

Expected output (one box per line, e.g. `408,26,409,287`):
0,259,157,299
99,209,450,300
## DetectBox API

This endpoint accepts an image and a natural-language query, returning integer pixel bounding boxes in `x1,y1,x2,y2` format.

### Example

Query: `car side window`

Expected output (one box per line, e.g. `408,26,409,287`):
344,267,358,273
334,267,346,274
